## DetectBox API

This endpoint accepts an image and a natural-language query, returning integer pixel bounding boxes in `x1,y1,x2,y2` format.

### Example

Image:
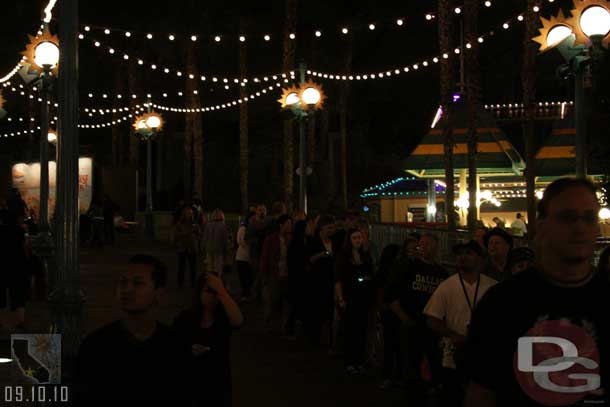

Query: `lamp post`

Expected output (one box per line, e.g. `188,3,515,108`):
21,27,59,287
133,106,163,239
533,0,610,178
278,64,326,212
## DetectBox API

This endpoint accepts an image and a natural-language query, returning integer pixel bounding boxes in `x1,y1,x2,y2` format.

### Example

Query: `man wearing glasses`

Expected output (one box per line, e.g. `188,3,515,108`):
465,178,610,407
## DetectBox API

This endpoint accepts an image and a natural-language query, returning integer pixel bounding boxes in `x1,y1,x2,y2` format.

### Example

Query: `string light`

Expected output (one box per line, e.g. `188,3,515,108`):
81,33,295,87
396,19,404,26
150,82,283,114
264,34,271,41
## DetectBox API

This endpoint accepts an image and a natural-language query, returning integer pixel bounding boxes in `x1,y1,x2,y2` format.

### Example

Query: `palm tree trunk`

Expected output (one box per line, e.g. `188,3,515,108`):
111,68,124,166
439,0,457,232
239,18,249,213
186,46,203,202
340,39,353,210
282,0,298,210
523,0,538,238
465,0,481,232
128,59,139,169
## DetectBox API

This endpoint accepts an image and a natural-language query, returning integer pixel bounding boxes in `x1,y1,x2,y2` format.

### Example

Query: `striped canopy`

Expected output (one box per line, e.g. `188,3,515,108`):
535,117,576,176
404,101,525,177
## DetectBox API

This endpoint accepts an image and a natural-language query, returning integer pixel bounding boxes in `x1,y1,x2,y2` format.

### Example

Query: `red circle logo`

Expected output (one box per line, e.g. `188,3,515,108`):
513,319,601,406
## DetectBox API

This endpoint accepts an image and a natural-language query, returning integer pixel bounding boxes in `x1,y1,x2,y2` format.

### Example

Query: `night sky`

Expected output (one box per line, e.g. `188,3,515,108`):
0,0,603,213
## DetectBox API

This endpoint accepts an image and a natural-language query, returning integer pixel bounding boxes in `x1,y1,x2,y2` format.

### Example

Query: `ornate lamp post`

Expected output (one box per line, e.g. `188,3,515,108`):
133,108,163,239
21,27,59,281
533,0,610,178
279,65,326,212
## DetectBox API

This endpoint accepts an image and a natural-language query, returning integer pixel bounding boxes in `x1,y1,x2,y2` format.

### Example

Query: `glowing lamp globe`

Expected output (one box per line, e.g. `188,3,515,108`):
47,131,57,143
302,87,321,105
599,207,610,220
145,115,162,129
137,120,147,130
579,6,610,37
285,92,300,106
34,41,60,68
481,190,493,201
427,205,437,215
546,25,573,47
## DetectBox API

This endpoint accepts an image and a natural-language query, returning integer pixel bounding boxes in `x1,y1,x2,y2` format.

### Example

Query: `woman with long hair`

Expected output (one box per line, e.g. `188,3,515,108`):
173,273,243,407
335,228,375,375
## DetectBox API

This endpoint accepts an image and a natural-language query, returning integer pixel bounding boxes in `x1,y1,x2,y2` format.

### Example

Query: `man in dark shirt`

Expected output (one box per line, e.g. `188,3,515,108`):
386,234,448,388
75,255,189,406
465,178,610,407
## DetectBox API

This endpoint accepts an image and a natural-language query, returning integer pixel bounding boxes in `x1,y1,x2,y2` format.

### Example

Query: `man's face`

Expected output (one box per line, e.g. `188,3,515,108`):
487,235,510,259
537,186,600,265
456,249,481,272
320,223,336,238
474,228,486,246
419,236,437,259
256,205,266,219
116,264,161,314
404,240,419,259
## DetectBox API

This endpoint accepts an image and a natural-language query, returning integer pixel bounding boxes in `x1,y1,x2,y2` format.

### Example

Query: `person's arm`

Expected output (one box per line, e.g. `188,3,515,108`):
207,274,244,327
335,281,346,309
427,315,466,344
464,381,496,407
389,300,415,324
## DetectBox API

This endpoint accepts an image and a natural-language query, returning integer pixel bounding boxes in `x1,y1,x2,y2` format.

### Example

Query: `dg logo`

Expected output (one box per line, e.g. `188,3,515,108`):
513,320,602,406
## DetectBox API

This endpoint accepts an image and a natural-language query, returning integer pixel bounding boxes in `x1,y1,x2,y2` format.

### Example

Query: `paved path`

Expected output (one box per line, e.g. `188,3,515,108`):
1,235,406,406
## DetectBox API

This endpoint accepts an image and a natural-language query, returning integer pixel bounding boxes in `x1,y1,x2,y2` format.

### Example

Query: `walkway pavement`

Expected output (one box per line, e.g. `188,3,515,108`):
1,234,406,406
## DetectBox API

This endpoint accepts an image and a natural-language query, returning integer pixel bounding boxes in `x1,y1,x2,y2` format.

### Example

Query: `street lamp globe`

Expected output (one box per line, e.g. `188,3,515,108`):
34,41,60,68
546,25,573,47
285,92,300,106
145,114,162,129
599,207,610,220
302,87,321,105
579,6,610,37
47,130,57,143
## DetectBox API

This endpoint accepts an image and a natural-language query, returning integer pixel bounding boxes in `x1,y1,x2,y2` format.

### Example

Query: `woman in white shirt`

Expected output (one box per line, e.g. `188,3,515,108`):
236,212,255,302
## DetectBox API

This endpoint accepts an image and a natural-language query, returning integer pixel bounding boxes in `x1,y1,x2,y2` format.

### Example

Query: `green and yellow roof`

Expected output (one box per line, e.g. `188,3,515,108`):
404,100,525,178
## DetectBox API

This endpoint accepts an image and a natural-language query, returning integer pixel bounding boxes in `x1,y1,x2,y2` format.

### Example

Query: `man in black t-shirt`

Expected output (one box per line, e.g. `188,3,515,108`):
386,234,448,387
76,255,189,407
465,178,610,407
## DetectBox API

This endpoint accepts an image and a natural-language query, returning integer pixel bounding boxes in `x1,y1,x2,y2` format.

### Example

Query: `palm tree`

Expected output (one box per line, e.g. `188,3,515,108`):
439,0,457,232
339,37,353,210
465,0,481,232
186,46,203,202
127,58,139,169
523,0,538,238
239,17,249,213
282,0,298,210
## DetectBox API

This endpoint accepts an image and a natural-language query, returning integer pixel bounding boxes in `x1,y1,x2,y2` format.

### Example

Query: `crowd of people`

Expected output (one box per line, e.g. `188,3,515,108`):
3,177,609,406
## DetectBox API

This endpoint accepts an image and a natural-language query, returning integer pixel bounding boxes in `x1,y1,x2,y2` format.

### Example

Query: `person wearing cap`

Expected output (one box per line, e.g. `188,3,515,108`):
506,247,535,277
424,240,497,406
481,228,513,282
510,213,527,237
465,178,610,407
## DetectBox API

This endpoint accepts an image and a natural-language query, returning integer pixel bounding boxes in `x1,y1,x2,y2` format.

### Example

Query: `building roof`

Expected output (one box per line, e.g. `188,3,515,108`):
360,176,445,198
403,99,525,177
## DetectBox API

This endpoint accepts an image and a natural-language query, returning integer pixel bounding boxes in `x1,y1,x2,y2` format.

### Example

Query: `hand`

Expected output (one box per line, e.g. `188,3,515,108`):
192,344,211,356
205,273,226,295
